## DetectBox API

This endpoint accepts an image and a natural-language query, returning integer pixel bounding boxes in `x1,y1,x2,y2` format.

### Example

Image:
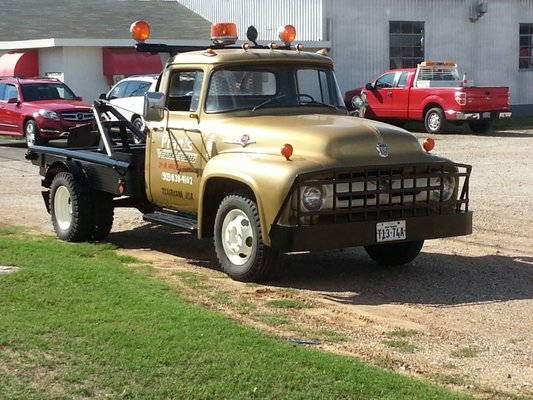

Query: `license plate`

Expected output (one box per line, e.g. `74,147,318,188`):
376,220,406,242
482,112,491,119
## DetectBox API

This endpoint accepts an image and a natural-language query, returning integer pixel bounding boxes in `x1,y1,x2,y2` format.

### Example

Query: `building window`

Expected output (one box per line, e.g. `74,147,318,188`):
519,23,533,69
390,21,424,69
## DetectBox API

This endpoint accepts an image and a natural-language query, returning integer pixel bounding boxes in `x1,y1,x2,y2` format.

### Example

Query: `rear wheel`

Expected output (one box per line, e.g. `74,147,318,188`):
50,172,93,242
424,108,446,134
214,193,277,282
25,120,45,147
468,120,491,134
364,241,424,266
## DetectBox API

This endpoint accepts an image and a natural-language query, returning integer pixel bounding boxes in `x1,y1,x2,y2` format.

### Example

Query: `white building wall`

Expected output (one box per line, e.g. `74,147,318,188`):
177,0,323,41
39,47,109,103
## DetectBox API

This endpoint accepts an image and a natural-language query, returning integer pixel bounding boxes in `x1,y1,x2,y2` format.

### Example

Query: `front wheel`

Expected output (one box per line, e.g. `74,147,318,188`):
131,116,145,144
364,241,424,266
214,193,277,282
424,108,447,134
25,120,45,147
50,172,93,242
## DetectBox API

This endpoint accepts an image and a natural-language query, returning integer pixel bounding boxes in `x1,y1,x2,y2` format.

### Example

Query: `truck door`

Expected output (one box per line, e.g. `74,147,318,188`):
389,72,410,119
364,72,396,117
146,69,204,214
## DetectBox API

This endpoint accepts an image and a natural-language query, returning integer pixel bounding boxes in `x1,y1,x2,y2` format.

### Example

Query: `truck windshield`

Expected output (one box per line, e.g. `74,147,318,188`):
205,65,345,113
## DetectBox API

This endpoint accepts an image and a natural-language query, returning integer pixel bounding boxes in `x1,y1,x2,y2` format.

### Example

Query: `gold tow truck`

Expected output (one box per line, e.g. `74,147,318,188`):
26,21,472,282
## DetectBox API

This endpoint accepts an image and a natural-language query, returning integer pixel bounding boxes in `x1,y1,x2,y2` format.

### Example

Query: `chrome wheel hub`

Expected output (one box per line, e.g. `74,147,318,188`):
221,209,254,265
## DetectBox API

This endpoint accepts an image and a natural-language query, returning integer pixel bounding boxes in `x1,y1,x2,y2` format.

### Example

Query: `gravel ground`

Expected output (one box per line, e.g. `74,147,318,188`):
1,125,532,399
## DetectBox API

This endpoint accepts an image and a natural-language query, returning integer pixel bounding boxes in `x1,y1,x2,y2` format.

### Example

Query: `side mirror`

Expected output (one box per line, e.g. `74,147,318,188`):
75,96,83,101
144,92,166,122
7,97,18,104
365,82,374,90
99,93,107,100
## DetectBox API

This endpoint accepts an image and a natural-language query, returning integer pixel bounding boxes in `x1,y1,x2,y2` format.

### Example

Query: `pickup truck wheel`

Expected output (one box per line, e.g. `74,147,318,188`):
50,172,93,242
92,192,114,240
25,120,44,147
468,121,491,134
424,108,447,134
364,240,424,266
214,194,277,282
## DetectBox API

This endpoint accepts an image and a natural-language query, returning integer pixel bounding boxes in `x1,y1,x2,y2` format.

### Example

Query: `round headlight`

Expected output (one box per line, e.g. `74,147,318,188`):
302,185,325,211
433,175,455,201
351,96,364,109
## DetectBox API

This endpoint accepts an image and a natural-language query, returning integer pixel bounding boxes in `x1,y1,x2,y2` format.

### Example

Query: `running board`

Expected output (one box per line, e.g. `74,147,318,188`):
143,210,198,232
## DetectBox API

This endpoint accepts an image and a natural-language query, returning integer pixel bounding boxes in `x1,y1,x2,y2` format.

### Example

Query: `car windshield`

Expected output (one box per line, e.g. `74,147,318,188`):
205,65,345,113
21,83,78,102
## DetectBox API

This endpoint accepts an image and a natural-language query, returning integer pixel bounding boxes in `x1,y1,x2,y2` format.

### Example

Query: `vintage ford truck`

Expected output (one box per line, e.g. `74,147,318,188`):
344,62,512,134
26,22,473,282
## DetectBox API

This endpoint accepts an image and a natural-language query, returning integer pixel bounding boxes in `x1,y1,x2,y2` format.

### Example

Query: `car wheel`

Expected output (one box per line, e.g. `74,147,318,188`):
131,116,145,144
25,120,44,147
92,191,114,240
364,240,424,266
424,108,447,134
50,172,93,242
214,193,277,282
468,121,491,134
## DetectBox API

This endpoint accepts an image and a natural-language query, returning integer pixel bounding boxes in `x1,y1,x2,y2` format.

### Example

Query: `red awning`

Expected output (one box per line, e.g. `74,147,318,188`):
102,48,163,77
0,51,38,78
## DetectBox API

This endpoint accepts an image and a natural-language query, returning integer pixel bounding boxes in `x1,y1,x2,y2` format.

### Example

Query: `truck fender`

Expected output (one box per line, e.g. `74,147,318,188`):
198,153,301,246
420,95,447,118
42,159,90,190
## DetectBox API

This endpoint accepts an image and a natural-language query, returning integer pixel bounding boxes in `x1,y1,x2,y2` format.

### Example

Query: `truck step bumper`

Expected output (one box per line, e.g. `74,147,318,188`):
143,210,198,232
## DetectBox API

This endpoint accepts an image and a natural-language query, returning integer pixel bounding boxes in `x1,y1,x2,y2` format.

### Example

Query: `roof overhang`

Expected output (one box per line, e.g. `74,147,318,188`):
0,38,330,51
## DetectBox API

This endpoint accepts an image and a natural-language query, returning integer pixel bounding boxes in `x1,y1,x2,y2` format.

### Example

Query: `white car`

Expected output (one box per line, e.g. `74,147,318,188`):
100,75,158,129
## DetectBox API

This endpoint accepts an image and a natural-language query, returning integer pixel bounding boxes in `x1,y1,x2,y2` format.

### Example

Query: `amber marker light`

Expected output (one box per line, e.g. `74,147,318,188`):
130,20,151,42
423,138,436,152
281,143,294,160
278,25,296,45
118,179,125,194
211,22,238,45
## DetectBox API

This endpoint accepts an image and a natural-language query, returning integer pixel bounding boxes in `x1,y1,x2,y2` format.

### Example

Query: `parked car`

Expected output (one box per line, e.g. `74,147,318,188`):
99,75,158,130
344,61,511,134
0,77,94,147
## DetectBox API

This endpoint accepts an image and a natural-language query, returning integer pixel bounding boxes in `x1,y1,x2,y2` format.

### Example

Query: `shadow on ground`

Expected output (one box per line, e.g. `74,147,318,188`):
108,223,533,307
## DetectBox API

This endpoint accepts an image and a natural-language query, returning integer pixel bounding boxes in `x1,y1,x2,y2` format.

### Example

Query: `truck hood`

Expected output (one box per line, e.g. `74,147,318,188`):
204,114,433,167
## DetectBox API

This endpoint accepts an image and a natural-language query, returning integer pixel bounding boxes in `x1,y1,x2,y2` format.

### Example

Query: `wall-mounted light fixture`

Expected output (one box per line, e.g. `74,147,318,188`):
470,1,488,22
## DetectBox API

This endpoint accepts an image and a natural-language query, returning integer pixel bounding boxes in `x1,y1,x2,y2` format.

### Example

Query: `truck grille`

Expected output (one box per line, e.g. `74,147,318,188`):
288,163,471,225
61,111,94,122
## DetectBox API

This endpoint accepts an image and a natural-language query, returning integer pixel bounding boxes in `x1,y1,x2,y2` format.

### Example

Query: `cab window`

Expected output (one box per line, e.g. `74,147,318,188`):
397,72,409,88
167,70,203,112
375,73,396,89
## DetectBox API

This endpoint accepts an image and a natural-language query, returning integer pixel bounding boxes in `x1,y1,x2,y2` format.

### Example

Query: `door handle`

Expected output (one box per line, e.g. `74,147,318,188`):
387,92,393,97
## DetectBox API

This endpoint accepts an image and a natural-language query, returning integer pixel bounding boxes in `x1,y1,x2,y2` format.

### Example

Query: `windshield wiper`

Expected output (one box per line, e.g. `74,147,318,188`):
301,100,339,110
252,94,286,112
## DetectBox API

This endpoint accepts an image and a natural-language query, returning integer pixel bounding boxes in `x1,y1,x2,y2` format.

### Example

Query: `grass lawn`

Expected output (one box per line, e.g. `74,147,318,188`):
0,227,471,400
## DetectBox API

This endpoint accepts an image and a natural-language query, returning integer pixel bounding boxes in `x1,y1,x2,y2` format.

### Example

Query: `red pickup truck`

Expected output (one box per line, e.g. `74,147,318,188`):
344,62,512,134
